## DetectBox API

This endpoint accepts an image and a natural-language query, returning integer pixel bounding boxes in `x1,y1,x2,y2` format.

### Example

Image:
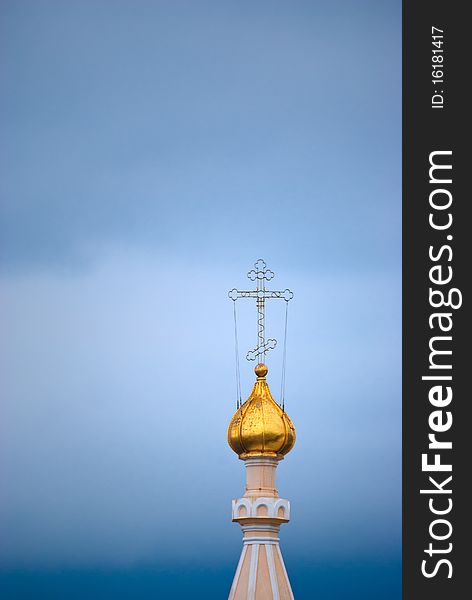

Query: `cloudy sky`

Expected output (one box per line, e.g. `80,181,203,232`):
1,1,401,598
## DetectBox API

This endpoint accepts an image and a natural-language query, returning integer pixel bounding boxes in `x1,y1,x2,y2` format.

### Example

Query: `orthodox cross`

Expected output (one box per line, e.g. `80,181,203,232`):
229,259,294,361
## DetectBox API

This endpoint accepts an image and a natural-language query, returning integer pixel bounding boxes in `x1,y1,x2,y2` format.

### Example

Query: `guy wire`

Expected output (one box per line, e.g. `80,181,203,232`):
280,300,289,411
233,300,242,409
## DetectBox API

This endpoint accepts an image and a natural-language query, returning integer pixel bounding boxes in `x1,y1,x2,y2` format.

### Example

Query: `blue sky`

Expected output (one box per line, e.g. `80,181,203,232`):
1,1,401,598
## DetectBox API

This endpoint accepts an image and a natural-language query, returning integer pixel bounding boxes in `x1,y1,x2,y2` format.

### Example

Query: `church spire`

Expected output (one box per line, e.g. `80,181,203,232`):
227,261,296,600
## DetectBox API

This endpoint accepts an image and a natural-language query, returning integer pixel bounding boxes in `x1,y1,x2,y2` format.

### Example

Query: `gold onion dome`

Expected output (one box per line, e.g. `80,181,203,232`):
228,364,296,459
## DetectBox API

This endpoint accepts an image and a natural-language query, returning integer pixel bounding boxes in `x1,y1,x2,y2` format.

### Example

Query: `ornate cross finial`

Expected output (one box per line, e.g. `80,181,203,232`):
229,259,294,361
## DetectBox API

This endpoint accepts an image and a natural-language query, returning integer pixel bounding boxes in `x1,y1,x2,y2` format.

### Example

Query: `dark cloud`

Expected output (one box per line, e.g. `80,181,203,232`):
1,0,400,272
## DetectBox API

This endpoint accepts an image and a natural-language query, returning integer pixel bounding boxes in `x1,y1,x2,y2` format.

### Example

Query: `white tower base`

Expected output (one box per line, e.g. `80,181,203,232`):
228,457,294,600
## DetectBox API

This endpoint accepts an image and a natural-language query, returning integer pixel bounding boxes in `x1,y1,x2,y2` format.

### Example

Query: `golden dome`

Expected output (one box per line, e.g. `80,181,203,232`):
227,364,296,459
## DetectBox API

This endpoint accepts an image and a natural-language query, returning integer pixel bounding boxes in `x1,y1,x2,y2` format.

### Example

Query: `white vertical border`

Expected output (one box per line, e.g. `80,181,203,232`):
228,544,248,600
247,543,259,600
266,544,280,600
276,545,295,600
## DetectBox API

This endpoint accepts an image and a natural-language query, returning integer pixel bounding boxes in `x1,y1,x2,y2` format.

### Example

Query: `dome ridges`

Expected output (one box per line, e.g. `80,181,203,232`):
227,365,296,459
